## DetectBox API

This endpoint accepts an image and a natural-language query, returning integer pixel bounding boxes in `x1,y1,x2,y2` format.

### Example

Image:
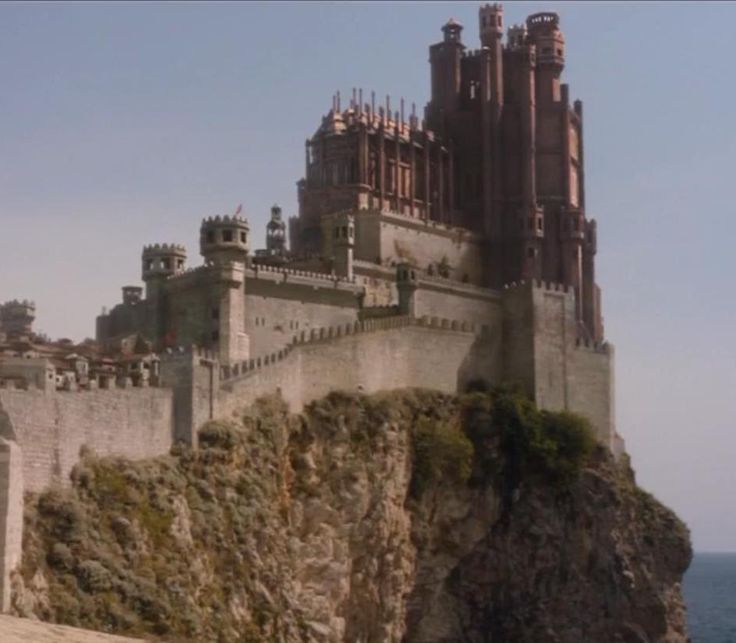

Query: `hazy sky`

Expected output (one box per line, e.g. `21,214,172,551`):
1,1,734,552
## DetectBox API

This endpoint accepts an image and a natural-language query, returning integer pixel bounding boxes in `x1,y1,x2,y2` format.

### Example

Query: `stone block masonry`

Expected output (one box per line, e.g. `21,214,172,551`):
0,388,175,494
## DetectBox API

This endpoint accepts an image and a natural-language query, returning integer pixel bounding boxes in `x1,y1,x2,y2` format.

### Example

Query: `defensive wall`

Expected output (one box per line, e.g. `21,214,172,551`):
0,279,616,612
216,316,499,420
0,387,174,494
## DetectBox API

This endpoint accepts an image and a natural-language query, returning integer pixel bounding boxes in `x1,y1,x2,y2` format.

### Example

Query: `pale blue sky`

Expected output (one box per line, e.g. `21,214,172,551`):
1,1,734,551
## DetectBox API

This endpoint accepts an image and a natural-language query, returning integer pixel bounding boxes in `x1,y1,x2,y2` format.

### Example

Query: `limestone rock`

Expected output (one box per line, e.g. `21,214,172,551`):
12,390,691,642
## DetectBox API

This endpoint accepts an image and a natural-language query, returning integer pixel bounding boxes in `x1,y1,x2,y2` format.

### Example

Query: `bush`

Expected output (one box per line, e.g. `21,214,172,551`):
198,421,239,450
410,416,474,498
37,490,88,544
460,388,596,495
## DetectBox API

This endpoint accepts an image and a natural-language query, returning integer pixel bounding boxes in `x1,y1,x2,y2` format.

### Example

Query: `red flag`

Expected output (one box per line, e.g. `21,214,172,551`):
235,203,242,215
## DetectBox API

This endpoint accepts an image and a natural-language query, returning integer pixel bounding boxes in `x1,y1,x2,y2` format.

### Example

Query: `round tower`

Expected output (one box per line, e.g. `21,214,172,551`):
526,12,565,103
200,214,249,265
428,18,465,127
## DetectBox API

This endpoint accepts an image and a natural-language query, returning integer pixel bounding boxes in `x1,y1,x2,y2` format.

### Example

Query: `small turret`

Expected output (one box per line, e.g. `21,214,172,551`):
266,204,287,256
442,17,463,44
506,23,527,50
141,244,187,281
122,286,143,306
200,214,249,265
332,213,355,279
396,262,418,316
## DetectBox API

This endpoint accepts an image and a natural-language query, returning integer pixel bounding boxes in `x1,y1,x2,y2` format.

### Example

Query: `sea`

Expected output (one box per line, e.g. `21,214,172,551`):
685,553,736,643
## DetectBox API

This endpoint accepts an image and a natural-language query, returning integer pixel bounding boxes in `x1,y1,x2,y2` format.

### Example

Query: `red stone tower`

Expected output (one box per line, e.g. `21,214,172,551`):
291,3,603,341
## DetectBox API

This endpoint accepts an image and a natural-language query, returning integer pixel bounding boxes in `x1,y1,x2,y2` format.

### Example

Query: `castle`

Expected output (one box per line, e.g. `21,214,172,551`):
0,4,622,611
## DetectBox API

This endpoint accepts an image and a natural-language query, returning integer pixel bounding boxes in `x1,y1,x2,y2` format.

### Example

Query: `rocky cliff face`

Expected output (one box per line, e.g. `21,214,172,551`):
11,389,691,642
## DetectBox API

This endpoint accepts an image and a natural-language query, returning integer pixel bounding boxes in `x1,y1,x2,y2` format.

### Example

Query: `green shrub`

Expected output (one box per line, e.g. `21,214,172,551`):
460,388,595,494
410,416,474,498
37,490,88,544
198,421,239,450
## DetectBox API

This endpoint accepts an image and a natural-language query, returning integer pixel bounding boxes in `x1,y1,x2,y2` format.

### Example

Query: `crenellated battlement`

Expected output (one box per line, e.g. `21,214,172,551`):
142,243,187,255
219,315,477,383
248,262,360,288
502,279,571,293
201,214,248,226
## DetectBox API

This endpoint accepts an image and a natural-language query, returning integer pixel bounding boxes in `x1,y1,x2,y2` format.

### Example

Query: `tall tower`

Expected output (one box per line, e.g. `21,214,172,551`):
427,18,465,133
141,244,186,345
526,12,565,104
199,215,250,363
266,204,287,257
478,4,505,251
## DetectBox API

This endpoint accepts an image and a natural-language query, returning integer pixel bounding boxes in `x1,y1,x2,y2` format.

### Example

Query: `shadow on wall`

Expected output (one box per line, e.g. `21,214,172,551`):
457,329,502,393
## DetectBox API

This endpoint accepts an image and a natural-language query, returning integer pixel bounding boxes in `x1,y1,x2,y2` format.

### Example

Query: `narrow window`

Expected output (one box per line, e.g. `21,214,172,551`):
223,230,234,242
206,231,215,243
162,258,171,270
240,231,246,243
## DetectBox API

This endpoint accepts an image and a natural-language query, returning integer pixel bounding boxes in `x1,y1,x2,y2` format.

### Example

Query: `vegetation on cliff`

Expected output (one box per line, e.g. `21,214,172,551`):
11,389,691,642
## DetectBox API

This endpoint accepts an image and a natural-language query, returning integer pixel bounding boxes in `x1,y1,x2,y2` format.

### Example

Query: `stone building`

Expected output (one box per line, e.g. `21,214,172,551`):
0,5,624,610
93,4,614,450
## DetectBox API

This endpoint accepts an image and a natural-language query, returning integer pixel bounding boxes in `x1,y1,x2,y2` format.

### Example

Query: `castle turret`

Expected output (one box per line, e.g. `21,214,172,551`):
200,214,249,265
121,286,143,307
199,214,250,363
332,213,355,279
266,205,287,257
141,244,186,300
0,300,35,339
396,262,418,316
427,18,465,132
526,12,565,104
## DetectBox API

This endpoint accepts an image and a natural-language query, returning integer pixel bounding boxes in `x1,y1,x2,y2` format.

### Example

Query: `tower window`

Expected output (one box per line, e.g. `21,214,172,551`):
537,218,543,230
177,259,184,269
162,258,171,270
223,230,234,242
207,231,215,243
240,231,246,243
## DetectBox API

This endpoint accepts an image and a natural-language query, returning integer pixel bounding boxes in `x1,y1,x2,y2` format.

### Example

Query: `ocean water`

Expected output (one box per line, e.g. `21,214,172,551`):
684,552,736,643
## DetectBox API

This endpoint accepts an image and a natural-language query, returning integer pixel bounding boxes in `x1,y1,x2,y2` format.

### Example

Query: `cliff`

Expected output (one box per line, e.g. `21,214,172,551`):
9,389,691,642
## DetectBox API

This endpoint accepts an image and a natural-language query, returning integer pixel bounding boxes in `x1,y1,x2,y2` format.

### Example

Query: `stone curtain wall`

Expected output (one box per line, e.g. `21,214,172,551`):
217,319,494,420
0,388,175,494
